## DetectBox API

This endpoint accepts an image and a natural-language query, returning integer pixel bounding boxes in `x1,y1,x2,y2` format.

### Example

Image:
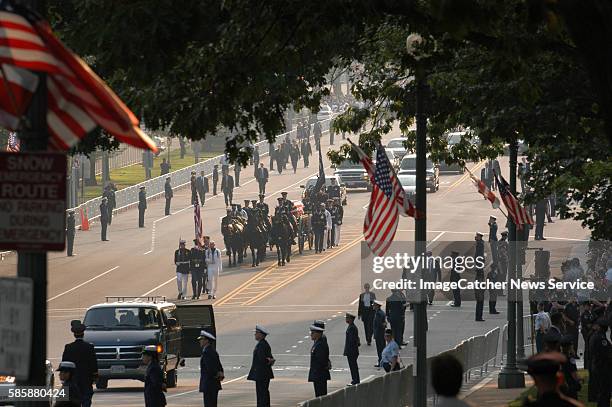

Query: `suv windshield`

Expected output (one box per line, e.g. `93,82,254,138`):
305,178,336,189
337,161,362,170
400,157,434,171
84,307,161,330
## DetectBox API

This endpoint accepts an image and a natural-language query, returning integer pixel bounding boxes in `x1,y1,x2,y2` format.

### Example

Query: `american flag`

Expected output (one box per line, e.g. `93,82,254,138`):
194,203,203,247
0,64,38,130
0,9,155,152
6,131,19,152
494,171,533,230
350,141,415,256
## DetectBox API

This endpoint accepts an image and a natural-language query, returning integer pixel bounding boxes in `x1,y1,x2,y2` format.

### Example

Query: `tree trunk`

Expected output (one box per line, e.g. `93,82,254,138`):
86,151,97,186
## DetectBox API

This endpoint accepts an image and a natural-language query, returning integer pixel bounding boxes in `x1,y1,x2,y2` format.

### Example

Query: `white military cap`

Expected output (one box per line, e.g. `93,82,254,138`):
476,231,484,236
309,325,325,332
489,215,497,220
197,330,216,341
254,325,269,335
373,300,384,307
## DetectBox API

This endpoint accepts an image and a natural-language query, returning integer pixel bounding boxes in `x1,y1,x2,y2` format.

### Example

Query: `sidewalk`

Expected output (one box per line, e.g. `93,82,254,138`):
460,370,533,407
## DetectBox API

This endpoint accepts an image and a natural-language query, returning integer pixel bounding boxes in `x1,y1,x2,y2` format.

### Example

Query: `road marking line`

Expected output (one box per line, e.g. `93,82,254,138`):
440,161,485,198
48,266,120,302
166,374,247,399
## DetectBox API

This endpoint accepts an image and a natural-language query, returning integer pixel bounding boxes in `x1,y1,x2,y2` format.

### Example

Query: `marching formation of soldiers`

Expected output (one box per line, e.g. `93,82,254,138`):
174,238,222,300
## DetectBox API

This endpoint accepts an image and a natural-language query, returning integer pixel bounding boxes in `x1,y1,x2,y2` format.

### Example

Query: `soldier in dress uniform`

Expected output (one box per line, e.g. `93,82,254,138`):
66,210,76,256
212,165,219,195
99,197,109,241
327,178,341,200
102,183,116,225
197,171,209,205
328,200,338,248
55,361,82,407
190,171,199,205
62,320,97,407
308,324,330,397
243,200,252,219
588,318,611,407
257,194,269,218
190,240,206,299
198,330,224,407
311,203,327,253
372,300,387,367
333,197,343,246
174,240,190,300
475,232,486,321
205,241,222,299
138,186,147,227
247,325,275,407
142,345,166,407
343,313,361,385
488,216,498,265
164,177,173,216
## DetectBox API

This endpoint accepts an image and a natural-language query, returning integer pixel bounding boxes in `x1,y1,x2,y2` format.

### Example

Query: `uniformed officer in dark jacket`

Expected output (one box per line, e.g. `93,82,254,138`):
311,203,327,253
343,313,361,385
102,184,116,225
308,324,330,397
99,197,109,241
487,264,500,314
327,179,341,200
212,165,219,195
190,240,206,299
450,251,462,307
256,164,269,195
488,215,498,265
535,199,547,240
475,232,486,321
66,210,76,256
61,320,97,407
257,194,269,218
197,171,209,205
372,301,387,367
524,352,583,407
54,361,81,407
385,289,407,348
142,345,166,407
221,173,234,206
138,186,147,227
247,325,275,407
198,330,224,407
424,250,442,305
588,318,611,407
164,177,173,216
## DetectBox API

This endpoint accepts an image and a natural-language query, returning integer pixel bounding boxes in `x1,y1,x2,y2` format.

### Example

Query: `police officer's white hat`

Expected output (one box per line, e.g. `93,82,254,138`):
489,215,497,220
179,239,186,244
197,330,216,341
345,312,356,319
139,186,146,189
56,361,76,371
373,300,384,307
476,231,484,237
254,325,269,335
309,325,325,332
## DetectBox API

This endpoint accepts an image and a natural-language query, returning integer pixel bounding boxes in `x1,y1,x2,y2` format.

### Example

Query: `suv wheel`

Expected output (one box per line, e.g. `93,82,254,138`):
166,369,177,388
96,378,108,390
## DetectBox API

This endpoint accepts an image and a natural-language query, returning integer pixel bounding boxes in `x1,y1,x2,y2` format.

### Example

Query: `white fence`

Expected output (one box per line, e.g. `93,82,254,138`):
68,118,334,227
298,327,500,407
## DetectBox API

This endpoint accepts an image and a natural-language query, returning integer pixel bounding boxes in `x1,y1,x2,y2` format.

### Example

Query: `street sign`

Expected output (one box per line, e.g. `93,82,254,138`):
0,152,66,251
0,277,33,380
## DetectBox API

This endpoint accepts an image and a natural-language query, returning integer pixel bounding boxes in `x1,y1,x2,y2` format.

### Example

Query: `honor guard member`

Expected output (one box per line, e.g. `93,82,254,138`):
588,318,611,407
142,345,166,407
450,251,462,307
328,178,341,200
174,240,191,300
333,197,343,246
62,320,97,407
372,301,387,367
257,194,269,217
212,165,219,195
358,283,377,346
206,241,222,299
221,172,234,206
164,177,173,216
487,264,500,314
190,171,199,205
525,352,583,407
311,203,327,253
344,313,361,385
324,202,333,249
198,330,224,407
66,210,76,256
99,197,109,241
274,197,285,216
243,200,252,219
197,171,209,205
386,289,407,348
190,240,206,299
248,325,275,407
102,184,116,225
138,186,147,227
251,200,259,216
308,323,331,397
327,200,338,248
234,163,241,187
488,216,498,265
474,232,486,321
55,361,82,407
237,204,248,222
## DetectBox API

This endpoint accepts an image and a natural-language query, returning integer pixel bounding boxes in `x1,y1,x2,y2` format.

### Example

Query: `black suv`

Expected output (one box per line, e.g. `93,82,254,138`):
82,296,214,389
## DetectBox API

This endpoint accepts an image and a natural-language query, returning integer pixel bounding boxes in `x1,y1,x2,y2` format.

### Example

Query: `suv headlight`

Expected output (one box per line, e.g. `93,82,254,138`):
0,375,15,384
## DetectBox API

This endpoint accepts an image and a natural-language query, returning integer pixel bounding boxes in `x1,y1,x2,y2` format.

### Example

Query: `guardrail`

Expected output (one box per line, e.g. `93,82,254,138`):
298,327,501,407
68,118,334,227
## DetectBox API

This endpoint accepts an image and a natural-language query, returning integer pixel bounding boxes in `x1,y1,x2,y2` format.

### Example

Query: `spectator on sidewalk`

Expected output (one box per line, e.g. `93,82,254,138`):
535,302,552,353
431,354,474,407
380,329,400,373
357,283,376,346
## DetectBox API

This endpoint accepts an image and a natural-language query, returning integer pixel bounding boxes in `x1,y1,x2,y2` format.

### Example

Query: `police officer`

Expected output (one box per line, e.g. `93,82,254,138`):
174,240,190,300
487,264,500,314
274,197,285,216
311,203,327,253
221,172,234,206
450,250,462,307
498,231,509,292
475,232,486,321
190,240,206,299
197,170,209,205
141,345,166,407
164,177,173,216
138,186,147,228
234,163,241,187
62,320,97,407
247,325,275,407
99,197,109,241
102,183,116,225
343,313,361,385
55,361,82,407
535,199,547,240
488,215,498,265
385,289,407,348
212,165,219,195
588,318,611,407
525,352,582,406
66,210,76,256
198,330,224,407
372,300,387,367
308,323,330,397
328,199,338,248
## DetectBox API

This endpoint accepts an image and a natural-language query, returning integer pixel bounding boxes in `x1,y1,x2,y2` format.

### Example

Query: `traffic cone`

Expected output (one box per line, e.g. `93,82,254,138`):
80,207,90,231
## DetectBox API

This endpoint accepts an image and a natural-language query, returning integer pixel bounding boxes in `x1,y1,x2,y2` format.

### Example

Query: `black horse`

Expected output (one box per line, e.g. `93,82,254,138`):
221,219,245,267
246,212,268,267
270,214,292,266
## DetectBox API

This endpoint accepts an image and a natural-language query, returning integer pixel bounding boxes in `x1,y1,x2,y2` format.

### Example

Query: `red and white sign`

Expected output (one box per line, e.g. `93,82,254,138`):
0,152,66,250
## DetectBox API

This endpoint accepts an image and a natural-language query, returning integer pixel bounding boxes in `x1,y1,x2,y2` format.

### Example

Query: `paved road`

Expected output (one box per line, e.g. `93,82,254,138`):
0,128,589,407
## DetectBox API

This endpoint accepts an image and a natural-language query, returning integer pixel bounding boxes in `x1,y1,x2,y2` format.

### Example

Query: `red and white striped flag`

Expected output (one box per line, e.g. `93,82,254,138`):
467,167,500,209
291,200,304,217
494,171,533,230
350,140,415,256
194,203,203,247
0,64,38,130
0,9,156,152
6,131,19,152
